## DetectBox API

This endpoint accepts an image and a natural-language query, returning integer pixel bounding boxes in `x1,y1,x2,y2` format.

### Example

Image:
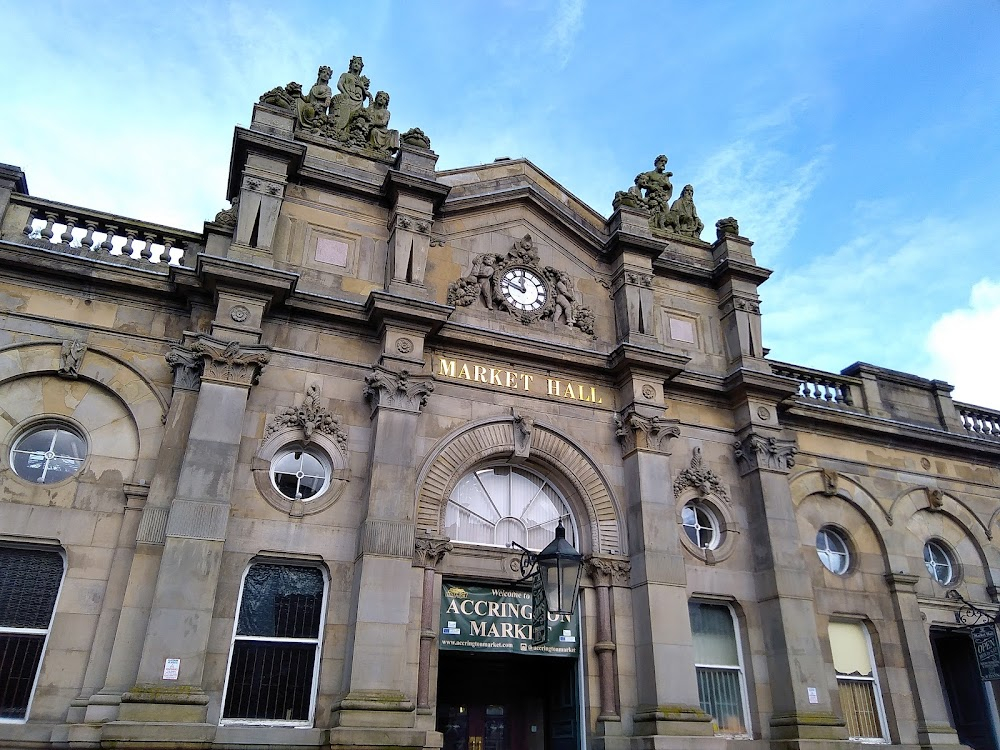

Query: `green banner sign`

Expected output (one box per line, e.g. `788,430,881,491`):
440,582,578,657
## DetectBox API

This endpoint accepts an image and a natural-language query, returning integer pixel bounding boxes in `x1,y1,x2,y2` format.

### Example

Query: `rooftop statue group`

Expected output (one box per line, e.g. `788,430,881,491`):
260,58,430,159
615,155,705,239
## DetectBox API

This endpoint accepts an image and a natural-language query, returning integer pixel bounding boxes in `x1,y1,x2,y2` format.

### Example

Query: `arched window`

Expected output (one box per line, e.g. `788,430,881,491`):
445,466,575,550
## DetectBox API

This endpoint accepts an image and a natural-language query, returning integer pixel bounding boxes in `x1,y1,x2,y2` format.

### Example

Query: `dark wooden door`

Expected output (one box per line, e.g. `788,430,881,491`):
933,630,999,750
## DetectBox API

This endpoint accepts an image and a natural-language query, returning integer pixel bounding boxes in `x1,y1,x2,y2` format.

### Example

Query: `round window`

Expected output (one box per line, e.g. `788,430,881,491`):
816,527,850,575
681,501,720,550
923,540,956,586
10,423,87,484
270,448,330,501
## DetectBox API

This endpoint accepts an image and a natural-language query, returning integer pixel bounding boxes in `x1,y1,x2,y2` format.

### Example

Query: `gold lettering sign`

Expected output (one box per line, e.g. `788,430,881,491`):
434,355,604,405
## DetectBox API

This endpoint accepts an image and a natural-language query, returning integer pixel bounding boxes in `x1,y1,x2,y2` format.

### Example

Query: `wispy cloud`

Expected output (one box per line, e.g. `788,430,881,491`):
544,0,585,68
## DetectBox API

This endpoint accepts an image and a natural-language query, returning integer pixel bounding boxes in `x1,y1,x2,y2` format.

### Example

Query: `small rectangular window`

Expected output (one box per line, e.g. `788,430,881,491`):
0,546,65,722
689,601,751,736
829,621,887,741
222,563,327,725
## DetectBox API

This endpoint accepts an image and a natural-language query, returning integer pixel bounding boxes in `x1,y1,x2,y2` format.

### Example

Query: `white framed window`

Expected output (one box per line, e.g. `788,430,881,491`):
682,501,721,550
444,465,575,550
221,562,328,725
816,527,851,575
689,601,751,736
923,540,956,586
0,546,65,722
829,621,888,741
9,422,87,484
270,448,331,501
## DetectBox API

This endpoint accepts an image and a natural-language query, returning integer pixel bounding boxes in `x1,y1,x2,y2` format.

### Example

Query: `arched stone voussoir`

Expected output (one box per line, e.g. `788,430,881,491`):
415,415,626,556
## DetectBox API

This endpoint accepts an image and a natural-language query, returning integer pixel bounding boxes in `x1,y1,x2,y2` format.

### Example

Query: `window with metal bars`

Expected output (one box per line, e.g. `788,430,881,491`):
222,563,327,725
0,546,65,722
688,601,751,736
828,621,887,741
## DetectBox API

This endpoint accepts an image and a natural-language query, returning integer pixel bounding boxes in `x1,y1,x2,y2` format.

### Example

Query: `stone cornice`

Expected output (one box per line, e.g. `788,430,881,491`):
365,290,453,334
383,168,451,210
226,126,306,201
607,342,689,381
711,256,772,286
192,254,298,309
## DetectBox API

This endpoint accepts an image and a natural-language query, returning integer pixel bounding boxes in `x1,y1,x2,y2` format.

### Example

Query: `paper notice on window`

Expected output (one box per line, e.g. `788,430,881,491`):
163,658,180,680
807,687,819,704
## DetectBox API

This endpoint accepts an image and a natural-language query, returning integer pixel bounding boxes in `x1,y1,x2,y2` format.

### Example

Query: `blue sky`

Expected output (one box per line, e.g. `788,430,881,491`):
3,1,999,408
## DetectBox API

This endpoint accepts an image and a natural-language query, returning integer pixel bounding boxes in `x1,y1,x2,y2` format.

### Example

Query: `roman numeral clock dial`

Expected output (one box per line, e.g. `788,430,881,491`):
500,267,547,311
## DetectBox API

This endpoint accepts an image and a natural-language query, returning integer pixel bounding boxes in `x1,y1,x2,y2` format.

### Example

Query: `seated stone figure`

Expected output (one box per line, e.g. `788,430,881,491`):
664,184,704,238
296,65,334,130
365,91,394,152
330,56,372,138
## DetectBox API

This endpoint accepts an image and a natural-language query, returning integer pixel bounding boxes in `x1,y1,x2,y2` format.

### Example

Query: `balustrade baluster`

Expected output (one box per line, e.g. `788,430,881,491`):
61,216,76,245
121,228,138,259
140,232,156,263
21,207,37,238
100,225,117,255
162,237,175,265
81,220,98,251
40,212,57,241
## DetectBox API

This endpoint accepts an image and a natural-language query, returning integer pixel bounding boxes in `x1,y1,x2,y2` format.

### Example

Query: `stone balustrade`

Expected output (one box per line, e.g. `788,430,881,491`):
956,403,1000,440
1,194,202,267
771,362,860,407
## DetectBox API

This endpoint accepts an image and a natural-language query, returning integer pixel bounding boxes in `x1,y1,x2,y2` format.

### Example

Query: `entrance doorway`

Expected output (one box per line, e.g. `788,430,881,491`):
931,629,1000,750
436,651,579,750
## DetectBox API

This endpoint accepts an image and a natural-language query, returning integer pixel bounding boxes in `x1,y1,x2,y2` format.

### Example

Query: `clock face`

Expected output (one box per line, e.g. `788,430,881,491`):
500,267,547,311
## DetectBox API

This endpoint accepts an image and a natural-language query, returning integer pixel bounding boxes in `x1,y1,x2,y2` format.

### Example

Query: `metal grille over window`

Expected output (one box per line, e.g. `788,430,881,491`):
445,466,574,550
829,621,886,740
0,547,64,721
688,601,750,736
222,563,326,724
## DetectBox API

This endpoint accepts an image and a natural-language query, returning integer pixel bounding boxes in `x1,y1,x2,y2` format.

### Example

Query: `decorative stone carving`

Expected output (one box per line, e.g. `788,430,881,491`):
820,468,839,497
190,336,270,387
616,155,673,227
511,407,534,459
614,408,681,455
165,345,202,391
230,305,250,323
733,432,797,474
414,534,452,568
214,198,238,228
716,216,739,240
401,127,431,149
395,337,414,354
58,339,87,379
363,365,434,413
735,298,761,314
264,383,347,448
625,271,653,287
258,58,400,159
926,487,944,510
585,555,631,587
446,234,596,336
663,184,704,238
673,447,729,503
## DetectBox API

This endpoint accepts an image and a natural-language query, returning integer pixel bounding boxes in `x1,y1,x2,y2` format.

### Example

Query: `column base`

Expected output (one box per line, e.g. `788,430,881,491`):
917,722,962,746
116,685,210,723
331,689,417,728
329,726,443,750
632,704,715,737
100,720,216,748
768,712,847,741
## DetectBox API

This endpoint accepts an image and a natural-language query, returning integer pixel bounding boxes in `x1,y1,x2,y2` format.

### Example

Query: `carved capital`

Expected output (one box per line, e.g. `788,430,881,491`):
414,534,453,569
624,271,653,287
585,555,631,587
190,335,270,387
58,339,87,379
673,447,729,502
614,407,680,455
733,431,797,475
264,383,347,448
363,365,434,414
165,345,202,391
734,297,761,315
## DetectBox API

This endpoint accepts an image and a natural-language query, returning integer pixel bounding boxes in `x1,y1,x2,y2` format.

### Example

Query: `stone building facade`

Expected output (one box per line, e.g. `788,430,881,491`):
1,59,999,750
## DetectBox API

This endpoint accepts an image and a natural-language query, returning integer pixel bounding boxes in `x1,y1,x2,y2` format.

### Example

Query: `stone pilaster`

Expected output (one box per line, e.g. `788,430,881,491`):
414,535,453,718
330,364,439,750
732,426,847,742
109,336,269,744
585,555,630,725
884,573,961,747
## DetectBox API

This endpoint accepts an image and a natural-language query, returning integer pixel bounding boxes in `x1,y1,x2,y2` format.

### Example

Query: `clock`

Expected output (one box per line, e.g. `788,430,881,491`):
499,267,547,311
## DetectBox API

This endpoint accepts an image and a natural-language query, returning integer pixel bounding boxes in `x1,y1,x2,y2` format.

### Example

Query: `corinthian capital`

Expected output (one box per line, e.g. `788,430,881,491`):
614,405,680,456
414,534,453,568
363,365,434,414
165,345,202,391
733,430,797,475
190,335,270,387
585,555,631,587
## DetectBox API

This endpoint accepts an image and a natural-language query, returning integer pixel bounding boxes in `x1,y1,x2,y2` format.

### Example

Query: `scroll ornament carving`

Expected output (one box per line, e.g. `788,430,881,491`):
264,383,347,448
446,234,596,336
58,339,87,379
614,410,681,454
673,447,729,503
613,155,704,238
363,365,434,413
414,534,453,568
511,407,534,459
190,337,270,387
733,432,797,474
716,216,739,240
165,345,202,391
214,197,238,227
584,555,631,587
258,59,400,160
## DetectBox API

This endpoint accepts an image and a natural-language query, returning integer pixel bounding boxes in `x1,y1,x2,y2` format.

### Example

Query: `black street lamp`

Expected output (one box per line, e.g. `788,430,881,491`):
512,521,584,616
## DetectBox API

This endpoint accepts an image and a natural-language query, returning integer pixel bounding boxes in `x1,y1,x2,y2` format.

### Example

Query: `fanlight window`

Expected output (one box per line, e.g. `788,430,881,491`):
445,466,575,550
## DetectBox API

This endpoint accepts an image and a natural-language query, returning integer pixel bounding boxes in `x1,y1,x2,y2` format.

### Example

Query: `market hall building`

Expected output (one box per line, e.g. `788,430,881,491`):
0,58,999,750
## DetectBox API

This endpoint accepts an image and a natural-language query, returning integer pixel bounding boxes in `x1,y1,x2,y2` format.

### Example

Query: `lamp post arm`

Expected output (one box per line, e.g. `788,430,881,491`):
509,541,537,582
946,588,1000,625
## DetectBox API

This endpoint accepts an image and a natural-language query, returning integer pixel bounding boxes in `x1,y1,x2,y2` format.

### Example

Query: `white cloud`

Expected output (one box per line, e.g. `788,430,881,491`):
926,279,1000,410
544,0,585,68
